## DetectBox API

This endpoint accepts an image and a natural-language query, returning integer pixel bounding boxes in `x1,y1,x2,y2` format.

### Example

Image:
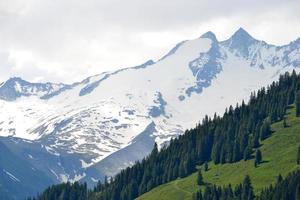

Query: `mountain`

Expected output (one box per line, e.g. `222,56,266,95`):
0,77,67,101
28,71,300,200
1,28,300,198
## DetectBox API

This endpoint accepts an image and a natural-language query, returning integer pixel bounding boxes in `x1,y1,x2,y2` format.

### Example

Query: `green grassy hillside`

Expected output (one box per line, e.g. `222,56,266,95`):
138,105,300,200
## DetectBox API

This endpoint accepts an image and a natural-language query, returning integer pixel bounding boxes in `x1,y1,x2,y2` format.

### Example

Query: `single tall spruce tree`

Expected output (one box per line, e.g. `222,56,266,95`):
277,174,283,183
260,119,271,140
255,149,262,167
242,175,255,200
296,185,300,200
197,169,204,186
252,132,260,148
193,190,203,200
296,92,300,117
243,145,252,161
283,117,288,128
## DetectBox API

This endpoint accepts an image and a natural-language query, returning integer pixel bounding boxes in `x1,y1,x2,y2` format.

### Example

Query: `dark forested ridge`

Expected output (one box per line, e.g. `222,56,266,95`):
193,175,255,200
27,70,300,200
26,182,88,200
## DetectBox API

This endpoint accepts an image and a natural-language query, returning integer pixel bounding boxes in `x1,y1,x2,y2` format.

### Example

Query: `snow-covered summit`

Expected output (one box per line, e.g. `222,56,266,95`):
200,31,218,42
0,77,67,101
221,28,262,58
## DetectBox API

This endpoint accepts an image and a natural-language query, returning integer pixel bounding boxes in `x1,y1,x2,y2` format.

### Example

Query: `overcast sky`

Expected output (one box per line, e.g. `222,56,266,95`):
0,0,300,83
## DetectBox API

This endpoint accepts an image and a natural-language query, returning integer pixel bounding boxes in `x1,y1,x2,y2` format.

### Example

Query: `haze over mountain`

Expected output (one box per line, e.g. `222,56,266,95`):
0,28,300,199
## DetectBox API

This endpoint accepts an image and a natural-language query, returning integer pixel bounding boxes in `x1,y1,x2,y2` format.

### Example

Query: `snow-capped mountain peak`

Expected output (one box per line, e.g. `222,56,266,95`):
1,28,300,186
233,27,254,39
0,77,67,101
221,27,261,58
200,31,218,42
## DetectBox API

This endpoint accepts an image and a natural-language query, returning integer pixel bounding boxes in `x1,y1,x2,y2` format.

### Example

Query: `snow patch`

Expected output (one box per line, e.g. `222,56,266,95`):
3,169,20,182
80,159,93,168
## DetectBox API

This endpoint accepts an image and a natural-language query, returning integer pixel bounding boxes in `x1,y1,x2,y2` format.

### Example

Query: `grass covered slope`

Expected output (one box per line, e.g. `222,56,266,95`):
138,105,300,200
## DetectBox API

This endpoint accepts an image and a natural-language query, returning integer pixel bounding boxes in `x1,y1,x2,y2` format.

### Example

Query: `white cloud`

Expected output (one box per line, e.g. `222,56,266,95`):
0,0,299,83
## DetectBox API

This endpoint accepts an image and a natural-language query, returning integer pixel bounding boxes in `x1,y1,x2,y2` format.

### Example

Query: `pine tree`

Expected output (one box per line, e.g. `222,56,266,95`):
233,141,241,161
243,146,251,161
242,175,255,200
104,176,108,187
179,161,185,178
296,92,300,117
196,190,203,200
297,146,300,165
254,160,258,168
277,174,283,183
192,192,197,200
255,149,262,166
252,132,260,148
296,184,300,200
260,119,271,140
283,117,288,128
197,169,204,186
151,143,158,157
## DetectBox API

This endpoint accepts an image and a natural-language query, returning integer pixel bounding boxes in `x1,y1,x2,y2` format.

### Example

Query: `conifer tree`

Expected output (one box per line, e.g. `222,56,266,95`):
260,119,271,140
151,143,158,157
104,176,108,187
252,132,260,148
255,149,262,166
296,92,300,117
296,184,300,200
242,175,255,200
179,161,185,178
254,160,258,168
193,190,203,200
297,146,300,165
192,193,197,200
243,146,251,161
283,117,288,128
277,174,283,183
197,169,204,186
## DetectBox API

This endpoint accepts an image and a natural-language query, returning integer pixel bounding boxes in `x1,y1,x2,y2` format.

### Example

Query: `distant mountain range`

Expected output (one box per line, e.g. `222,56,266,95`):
0,28,300,199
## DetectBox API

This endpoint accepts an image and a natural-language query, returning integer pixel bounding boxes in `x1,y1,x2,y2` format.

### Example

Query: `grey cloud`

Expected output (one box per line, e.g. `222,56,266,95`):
0,0,299,83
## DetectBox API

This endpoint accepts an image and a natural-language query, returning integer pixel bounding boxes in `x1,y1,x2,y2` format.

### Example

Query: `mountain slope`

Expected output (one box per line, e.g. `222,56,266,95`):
0,28,300,196
137,105,300,200
83,71,300,200
0,140,53,200
27,71,300,200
